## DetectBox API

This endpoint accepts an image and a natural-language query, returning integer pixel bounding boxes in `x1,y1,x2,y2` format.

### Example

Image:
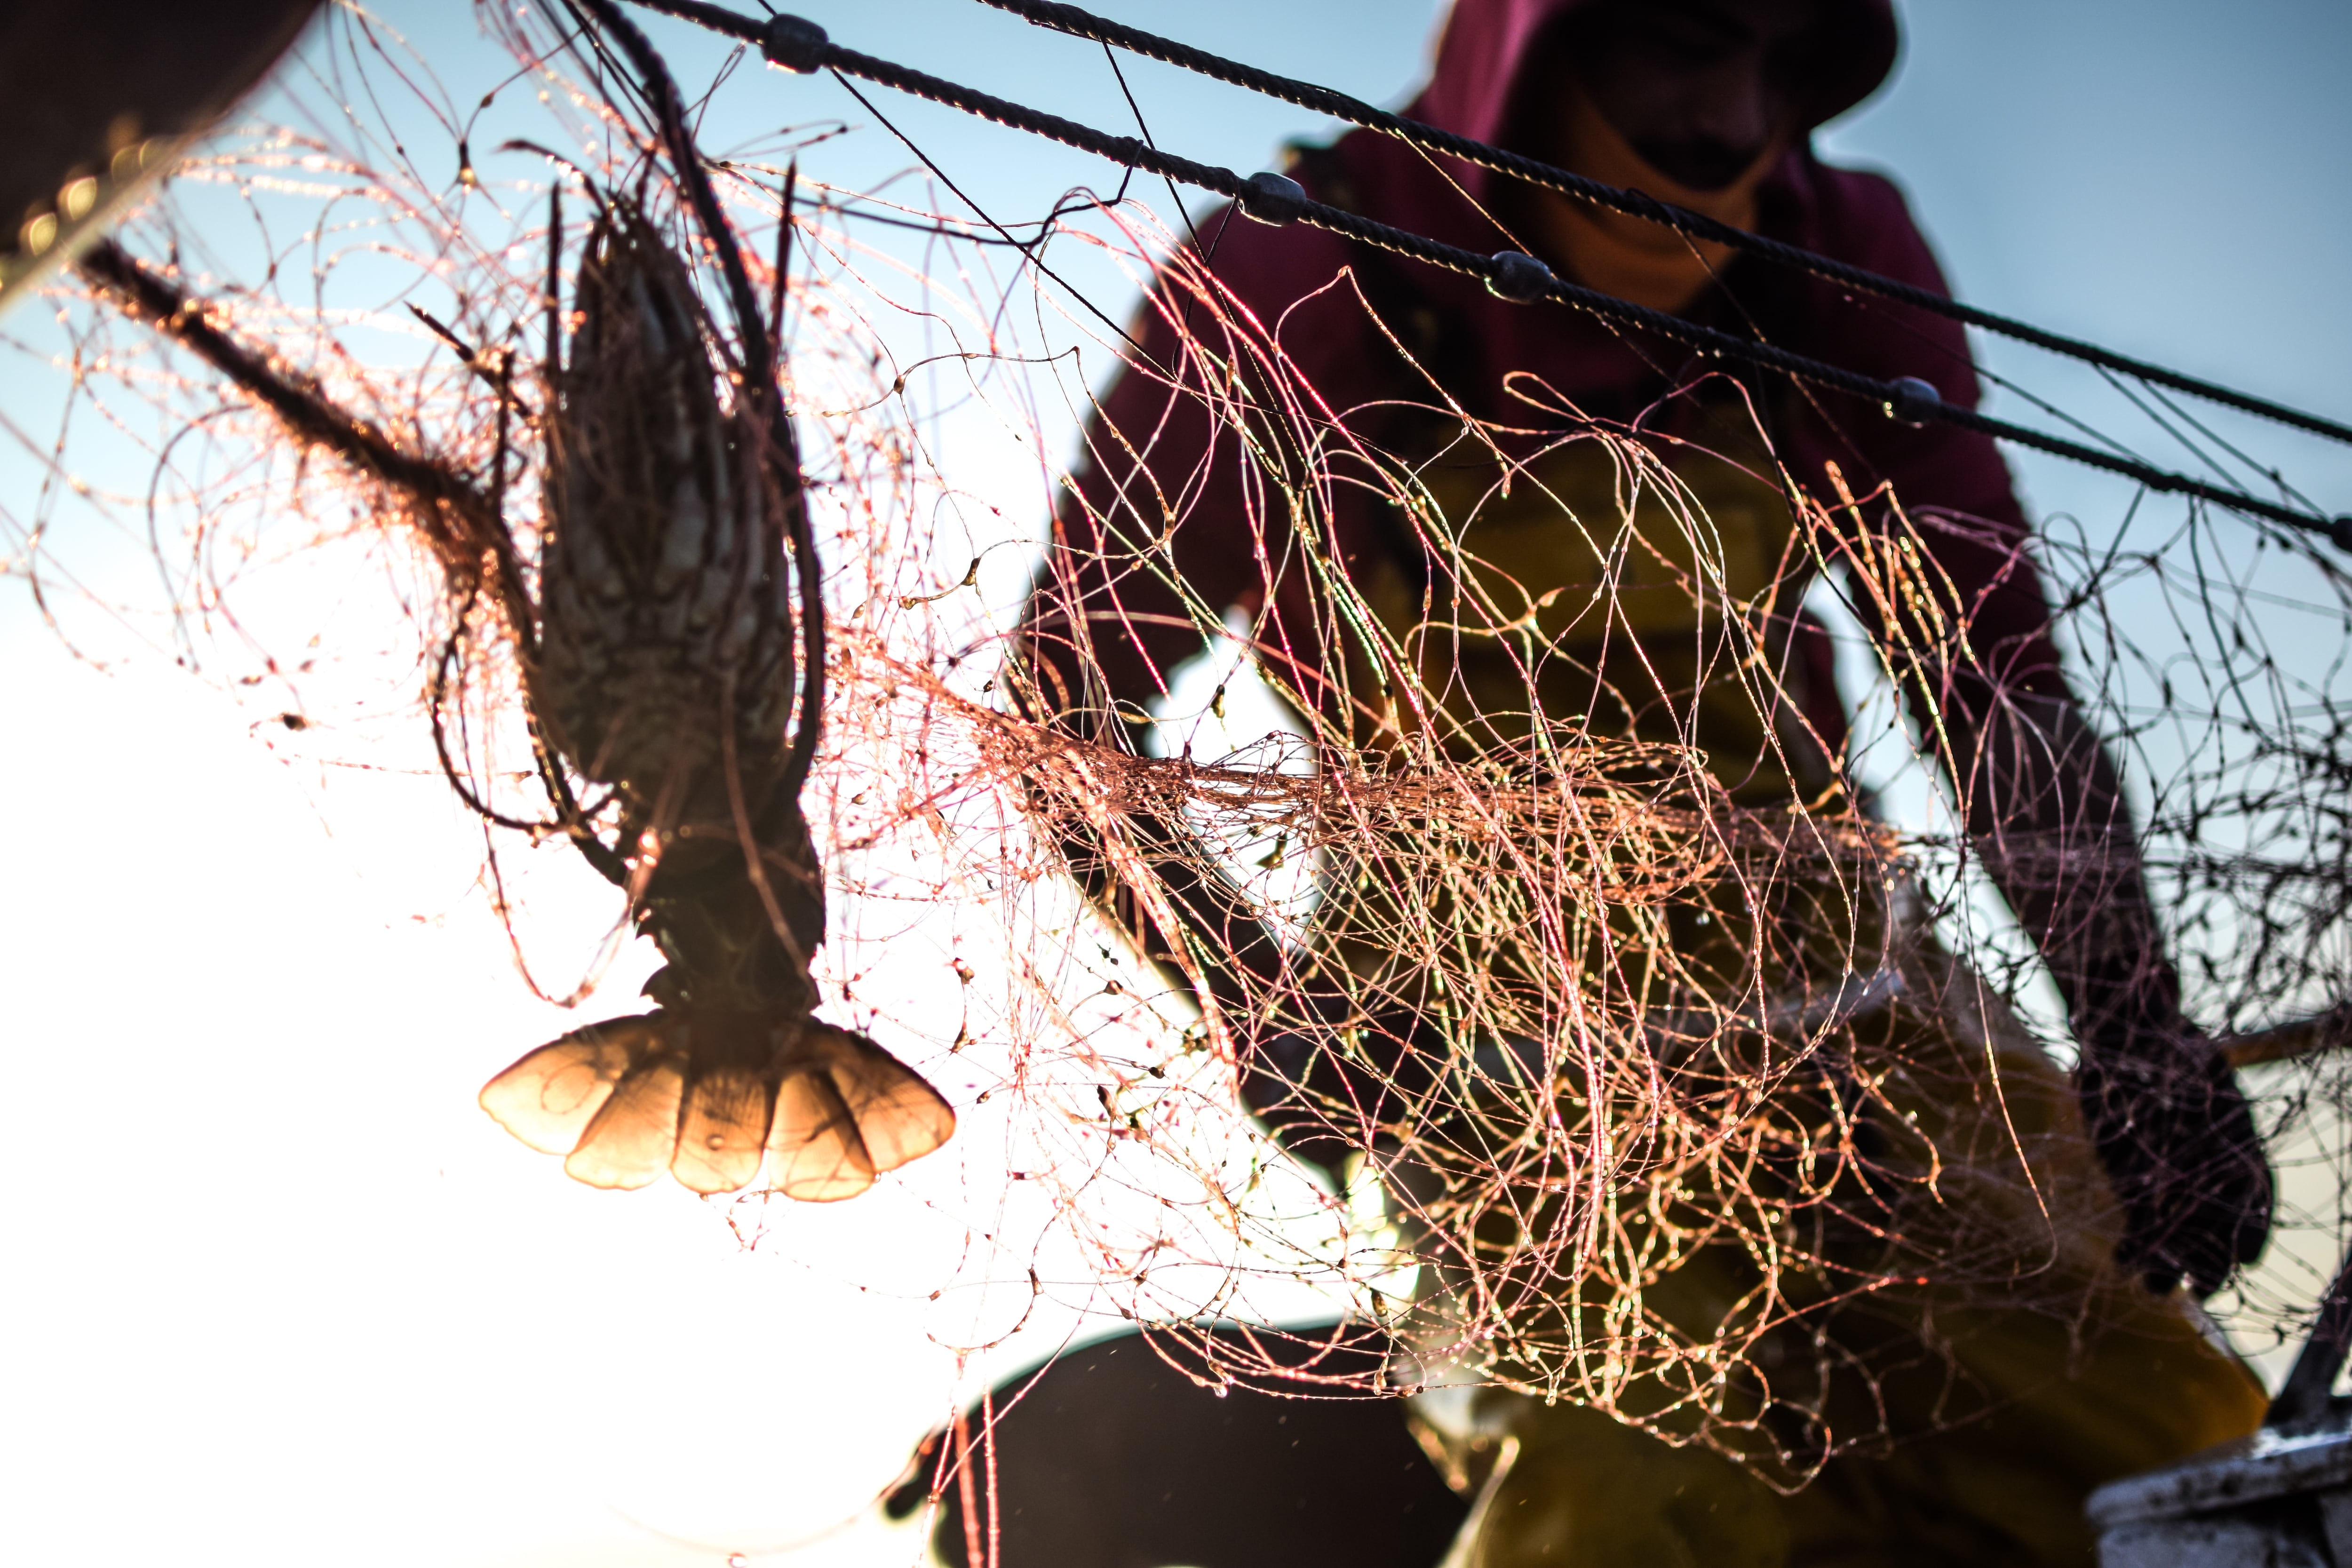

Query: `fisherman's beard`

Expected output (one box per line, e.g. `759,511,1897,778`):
1525,85,1788,315
1629,133,1774,194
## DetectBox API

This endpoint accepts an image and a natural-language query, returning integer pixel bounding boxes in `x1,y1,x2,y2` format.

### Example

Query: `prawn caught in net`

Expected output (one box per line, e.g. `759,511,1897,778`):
72,0,954,1201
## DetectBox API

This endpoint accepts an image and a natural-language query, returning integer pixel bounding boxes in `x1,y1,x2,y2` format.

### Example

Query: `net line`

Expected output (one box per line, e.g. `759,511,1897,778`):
633,0,2352,544
962,0,2352,451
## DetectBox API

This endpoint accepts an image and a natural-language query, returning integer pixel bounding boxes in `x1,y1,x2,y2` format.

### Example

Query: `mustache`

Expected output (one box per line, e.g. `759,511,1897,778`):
1629,135,1772,193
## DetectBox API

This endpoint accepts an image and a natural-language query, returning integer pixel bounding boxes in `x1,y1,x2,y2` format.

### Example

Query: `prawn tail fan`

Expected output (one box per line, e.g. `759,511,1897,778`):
769,1020,959,1202
480,1013,955,1198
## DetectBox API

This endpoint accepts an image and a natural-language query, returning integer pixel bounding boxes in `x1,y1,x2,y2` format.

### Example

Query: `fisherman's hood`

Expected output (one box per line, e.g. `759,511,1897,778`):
1405,0,1899,193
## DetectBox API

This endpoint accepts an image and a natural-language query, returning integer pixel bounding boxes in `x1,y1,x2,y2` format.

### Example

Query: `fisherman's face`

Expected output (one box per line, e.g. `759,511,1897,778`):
1562,0,1828,191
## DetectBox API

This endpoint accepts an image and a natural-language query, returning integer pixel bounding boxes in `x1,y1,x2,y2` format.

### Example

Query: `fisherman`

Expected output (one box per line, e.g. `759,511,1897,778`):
1002,1,2276,1562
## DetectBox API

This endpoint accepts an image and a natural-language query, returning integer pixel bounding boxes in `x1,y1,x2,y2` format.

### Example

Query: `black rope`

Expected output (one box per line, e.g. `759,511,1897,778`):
628,0,2350,549
970,0,2352,454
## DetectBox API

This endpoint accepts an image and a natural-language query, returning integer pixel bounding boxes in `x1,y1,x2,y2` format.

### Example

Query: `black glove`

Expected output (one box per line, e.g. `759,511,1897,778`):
2076,1023,2273,1297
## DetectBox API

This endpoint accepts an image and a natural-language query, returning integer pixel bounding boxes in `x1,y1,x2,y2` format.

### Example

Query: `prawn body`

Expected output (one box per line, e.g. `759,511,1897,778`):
481,193,953,1199
534,200,792,805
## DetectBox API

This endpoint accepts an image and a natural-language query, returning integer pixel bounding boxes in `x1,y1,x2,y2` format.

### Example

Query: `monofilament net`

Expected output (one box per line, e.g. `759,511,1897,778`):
10,0,2352,1486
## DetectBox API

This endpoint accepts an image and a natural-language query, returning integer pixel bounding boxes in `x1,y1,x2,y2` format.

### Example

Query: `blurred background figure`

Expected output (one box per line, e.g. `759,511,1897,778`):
908,1329,1467,1568
0,0,320,312
1003,1,2277,1563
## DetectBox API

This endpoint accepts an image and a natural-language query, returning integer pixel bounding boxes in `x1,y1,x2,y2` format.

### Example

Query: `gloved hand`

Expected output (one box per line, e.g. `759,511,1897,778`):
2076,1021,2273,1297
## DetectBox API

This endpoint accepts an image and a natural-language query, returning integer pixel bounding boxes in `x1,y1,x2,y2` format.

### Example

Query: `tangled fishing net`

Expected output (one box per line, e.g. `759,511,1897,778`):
10,0,2352,1487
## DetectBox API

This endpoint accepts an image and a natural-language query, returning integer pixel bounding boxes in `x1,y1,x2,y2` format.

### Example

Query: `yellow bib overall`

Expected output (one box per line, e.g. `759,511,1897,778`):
1342,411,2264,1566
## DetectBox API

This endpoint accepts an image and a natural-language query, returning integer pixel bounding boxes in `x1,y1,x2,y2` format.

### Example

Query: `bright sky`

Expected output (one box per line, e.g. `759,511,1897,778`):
5,2,2351,1565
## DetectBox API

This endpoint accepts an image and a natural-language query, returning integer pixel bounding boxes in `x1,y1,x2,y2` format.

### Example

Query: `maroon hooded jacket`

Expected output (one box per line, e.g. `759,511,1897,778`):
1035,0,2070,756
